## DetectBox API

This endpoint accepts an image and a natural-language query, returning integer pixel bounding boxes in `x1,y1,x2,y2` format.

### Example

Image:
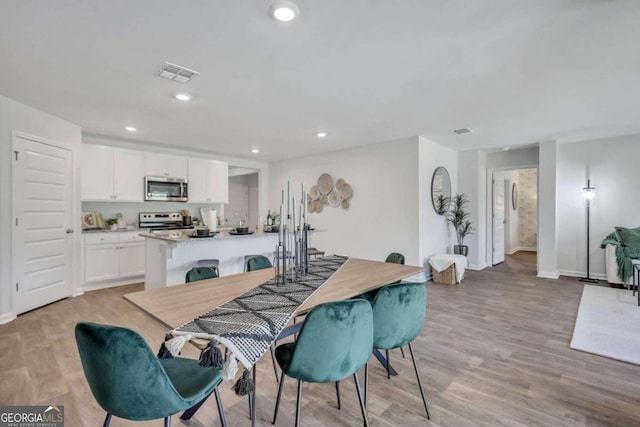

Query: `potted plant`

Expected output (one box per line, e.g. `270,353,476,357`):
447,193,473,256
105,218,118,231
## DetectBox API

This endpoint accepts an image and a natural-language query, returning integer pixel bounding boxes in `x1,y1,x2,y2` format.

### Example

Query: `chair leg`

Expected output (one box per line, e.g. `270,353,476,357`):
214,387,227,427
408,342,430,420
335,381,341,409
364,362,368,411
385,349,391,379
270,345,279,382
103,413,112,427
248,393,252,420
353,372,370,427
400,346,406,358
295,380,303,427
272,373,286,424
164,416,171,427
251,366,257,426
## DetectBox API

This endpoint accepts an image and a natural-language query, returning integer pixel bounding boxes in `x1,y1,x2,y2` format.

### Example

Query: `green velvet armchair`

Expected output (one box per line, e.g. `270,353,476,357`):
371,282,430,419
75,322,226,427
272,299,373,427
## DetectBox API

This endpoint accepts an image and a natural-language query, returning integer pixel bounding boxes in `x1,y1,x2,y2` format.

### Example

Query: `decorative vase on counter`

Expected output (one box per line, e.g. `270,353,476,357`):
110,223,118,231
453,245,469,256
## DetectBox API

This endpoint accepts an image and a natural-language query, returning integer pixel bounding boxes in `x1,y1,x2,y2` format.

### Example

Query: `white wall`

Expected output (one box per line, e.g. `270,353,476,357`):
0,96,82,323
458,150,487,270
269,137,421,265
487,147,539,169
557,135,640,279
418,136,458,275
538,141,558,278
494,170,520,254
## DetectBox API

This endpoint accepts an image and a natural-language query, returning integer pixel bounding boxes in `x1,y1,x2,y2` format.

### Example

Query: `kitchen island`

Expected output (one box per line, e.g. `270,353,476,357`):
141,230,281,289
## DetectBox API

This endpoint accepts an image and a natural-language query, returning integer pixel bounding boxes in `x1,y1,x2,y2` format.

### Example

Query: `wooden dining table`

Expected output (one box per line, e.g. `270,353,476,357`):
124,257,423,425
124,257,423,330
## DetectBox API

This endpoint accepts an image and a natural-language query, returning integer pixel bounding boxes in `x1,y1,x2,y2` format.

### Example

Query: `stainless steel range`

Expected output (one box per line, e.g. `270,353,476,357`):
139,212,193,232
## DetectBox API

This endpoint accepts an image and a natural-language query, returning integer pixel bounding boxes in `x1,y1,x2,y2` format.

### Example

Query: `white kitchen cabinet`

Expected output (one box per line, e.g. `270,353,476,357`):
81,145,145,202
81,145,114,201
84,232,145,287
145,152,188,178
188,158,229,203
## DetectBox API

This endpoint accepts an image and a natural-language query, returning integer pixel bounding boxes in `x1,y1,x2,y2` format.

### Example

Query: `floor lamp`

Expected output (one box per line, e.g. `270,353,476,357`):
579,179,598,283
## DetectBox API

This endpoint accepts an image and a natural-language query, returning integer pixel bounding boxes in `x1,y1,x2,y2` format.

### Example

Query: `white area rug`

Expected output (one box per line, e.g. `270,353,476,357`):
571,285,640,365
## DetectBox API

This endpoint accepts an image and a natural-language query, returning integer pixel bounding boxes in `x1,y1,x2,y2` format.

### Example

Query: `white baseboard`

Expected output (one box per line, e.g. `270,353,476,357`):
404,271,428,283
83,277,143,292
468,263,487,271
557,270,607,281
537,271,560,279
507,247,537,254
0,312,16,325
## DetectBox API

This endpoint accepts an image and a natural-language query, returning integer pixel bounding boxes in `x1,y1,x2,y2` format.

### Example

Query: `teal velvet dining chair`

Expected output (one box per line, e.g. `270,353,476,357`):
272,299,373,427
185,266,219,283
370,282,430,419
246,255,272,272
358,252,406,303
75,322,226,427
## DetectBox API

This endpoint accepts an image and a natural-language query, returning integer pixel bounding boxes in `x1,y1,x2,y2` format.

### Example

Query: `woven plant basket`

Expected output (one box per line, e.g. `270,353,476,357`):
432,264,457,285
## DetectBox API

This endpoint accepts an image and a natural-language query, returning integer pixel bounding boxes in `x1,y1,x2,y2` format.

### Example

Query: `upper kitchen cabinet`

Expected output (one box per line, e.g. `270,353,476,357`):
188,158,229,204
145,152,188,178
81,145,145,202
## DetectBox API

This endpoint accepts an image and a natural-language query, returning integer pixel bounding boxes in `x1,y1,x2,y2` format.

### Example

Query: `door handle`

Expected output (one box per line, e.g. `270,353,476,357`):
66,228,74,234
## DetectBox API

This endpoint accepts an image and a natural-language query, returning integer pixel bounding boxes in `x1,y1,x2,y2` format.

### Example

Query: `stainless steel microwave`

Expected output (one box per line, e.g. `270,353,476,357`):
145,176,188,202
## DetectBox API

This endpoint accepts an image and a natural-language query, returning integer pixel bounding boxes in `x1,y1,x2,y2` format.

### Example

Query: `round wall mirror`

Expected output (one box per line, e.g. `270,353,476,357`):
512,183,518,210
431,167,451,215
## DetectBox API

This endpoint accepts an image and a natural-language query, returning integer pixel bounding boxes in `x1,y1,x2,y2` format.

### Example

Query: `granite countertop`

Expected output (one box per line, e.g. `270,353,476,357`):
140,230,281,243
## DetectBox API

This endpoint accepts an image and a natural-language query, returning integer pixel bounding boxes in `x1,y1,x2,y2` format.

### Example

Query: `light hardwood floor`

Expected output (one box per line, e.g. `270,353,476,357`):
2,252,640,426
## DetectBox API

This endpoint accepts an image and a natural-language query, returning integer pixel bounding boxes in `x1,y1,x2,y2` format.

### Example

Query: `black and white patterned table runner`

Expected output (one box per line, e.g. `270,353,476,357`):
171,255,348,369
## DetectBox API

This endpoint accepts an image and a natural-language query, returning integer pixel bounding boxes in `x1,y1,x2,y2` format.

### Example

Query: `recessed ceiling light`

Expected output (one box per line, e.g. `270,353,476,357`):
124,126,137,132
251,148,260,154
175,93,192,101
316,131,328,138
270,1,299,22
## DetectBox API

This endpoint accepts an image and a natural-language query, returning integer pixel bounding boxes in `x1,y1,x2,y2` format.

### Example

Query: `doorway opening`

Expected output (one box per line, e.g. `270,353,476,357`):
226,168,259,229
491,168,538,272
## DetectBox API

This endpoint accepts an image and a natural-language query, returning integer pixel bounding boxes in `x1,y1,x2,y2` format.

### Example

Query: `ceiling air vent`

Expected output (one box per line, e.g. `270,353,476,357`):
452,128,472,135
158,62,200,83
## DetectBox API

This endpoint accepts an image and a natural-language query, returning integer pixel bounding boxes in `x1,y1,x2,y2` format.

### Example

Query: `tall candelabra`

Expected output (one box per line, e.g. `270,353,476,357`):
275,180,309,285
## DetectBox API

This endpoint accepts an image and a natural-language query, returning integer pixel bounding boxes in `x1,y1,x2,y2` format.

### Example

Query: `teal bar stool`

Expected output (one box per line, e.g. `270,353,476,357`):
370,282,430,419
272,299,373,427
246,255,272,271
75,322,226,427
185,266,219,283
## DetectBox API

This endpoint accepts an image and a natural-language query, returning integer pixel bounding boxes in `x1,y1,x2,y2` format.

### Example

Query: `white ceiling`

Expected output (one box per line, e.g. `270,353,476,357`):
1,0,639,161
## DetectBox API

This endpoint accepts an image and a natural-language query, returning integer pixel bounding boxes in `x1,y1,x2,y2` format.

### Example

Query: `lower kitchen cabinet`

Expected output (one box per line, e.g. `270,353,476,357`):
84,232,145,289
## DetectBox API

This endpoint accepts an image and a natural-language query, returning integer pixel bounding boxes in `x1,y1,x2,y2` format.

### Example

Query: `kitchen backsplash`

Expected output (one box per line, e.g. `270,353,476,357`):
82,202,225,227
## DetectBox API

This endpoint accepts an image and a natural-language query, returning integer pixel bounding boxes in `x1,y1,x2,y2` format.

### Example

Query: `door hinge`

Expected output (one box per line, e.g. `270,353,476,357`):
14,151,19,160
15,282,19,292
15,218,18,226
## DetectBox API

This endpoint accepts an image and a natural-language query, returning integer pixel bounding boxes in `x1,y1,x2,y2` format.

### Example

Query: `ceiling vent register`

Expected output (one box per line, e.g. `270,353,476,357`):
159,62,200,83
452,128,472,135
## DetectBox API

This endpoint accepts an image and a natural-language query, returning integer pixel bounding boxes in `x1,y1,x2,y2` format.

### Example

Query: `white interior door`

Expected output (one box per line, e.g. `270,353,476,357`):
492,177,506,265
12,134,74,314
